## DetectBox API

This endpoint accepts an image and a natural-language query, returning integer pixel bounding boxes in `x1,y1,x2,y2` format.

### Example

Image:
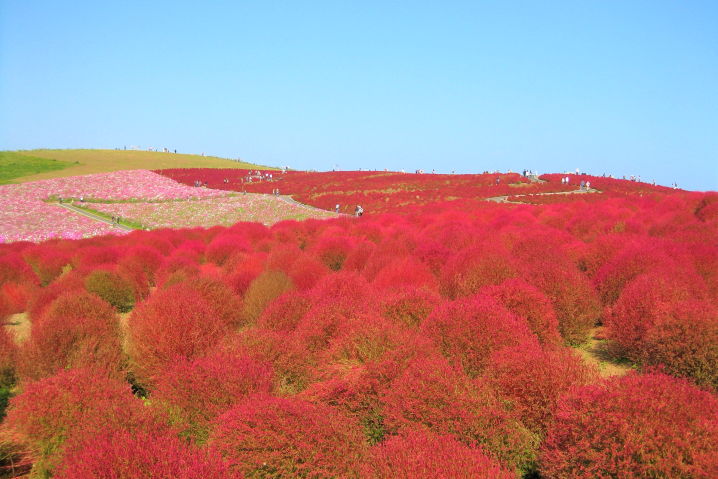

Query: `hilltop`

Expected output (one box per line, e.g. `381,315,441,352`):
0,149,272,184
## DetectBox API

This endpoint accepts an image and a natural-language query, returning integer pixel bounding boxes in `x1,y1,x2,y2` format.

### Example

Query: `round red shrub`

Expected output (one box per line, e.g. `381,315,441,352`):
183,276,243,328
222,329,312,395
379,286,442,328
486,343,599,435
242,270,293,325
0,253,38,287
421,294,538,377
84,268,135,312
311,234,354,271
22,247,70,286
206,234,251,266
56,428,239,479
363,431,514,479
641,300,718,390
527,261,601,345
210,394,366,478
4,368,163,476
0,282,34,315
287,254,329,291
26,271,84,321
381,356,538,474
256,291,311,331
439,245,517,299
607,270,708,356
153,353,273,442
540,373,718,478
18,291,123,381
481,278,562,345
372,257,437,292
127,283,234,387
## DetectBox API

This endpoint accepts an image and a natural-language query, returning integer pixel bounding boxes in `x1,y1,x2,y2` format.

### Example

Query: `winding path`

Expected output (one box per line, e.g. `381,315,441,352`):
54,202,135,231
485,187,600,204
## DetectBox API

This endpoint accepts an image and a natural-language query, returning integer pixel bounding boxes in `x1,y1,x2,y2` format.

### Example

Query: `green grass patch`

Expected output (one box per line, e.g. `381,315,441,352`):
0,151,72,184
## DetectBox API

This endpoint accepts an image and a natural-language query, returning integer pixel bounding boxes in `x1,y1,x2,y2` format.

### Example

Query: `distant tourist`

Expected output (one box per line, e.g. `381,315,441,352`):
335,204,340,213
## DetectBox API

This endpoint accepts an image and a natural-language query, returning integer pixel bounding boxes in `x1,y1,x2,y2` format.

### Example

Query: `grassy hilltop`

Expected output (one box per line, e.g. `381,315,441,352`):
0,149,272,184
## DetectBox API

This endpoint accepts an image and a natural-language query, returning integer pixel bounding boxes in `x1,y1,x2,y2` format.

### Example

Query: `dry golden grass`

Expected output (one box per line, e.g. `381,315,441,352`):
9,149,273,183
575,328,633,378
3,313,31,344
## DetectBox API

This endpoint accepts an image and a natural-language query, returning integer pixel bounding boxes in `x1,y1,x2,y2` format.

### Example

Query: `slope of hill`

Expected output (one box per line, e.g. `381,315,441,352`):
3,149,272,184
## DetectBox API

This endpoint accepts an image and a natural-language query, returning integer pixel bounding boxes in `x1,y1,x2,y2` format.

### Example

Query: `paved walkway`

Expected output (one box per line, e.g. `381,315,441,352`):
54,202,135,231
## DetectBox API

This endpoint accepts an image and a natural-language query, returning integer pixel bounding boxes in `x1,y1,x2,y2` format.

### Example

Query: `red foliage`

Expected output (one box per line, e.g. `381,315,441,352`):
4,368,165,475
0,282,34,315
439,244,517,299
210,394,366,478
0,253,38,287
22,246,70,286
372,257,437,292
223,329,312,395
379,286,442,328
481,278,562,345
540,373,718,478
56,428,240,479
608,273,718,389
380,356,538,473
18,291,123,381
127,283,234,387
256,291,311,331
526,260,601,345
84,267,136,312
287,253,329,291
363,431,514,479
205,233,251,266
422,294,538,377
487,343,599,435
153,353,273,441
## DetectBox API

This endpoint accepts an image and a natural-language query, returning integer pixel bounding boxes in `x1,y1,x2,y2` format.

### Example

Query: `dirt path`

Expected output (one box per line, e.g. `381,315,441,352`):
574,327,633,377
485,187,600,204
3,313,31,344
55,202,135,231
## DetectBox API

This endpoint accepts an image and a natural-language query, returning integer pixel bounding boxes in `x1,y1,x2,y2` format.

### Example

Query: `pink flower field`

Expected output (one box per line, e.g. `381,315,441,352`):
89,194,338,229
0,170,233,243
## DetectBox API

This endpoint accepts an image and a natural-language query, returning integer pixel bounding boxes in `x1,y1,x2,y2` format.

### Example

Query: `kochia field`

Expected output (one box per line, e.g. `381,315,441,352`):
1,169,717,478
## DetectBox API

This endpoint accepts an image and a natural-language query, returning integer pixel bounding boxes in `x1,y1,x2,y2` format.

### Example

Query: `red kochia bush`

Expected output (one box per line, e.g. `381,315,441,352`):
22,247,69,286
287,254,329,291
19,291,123,381
4,368,164,476
363,431,514,479
55,428,240,479
205,234,251,266
379,286,442,328
0,253,38,287
127,283,234,387
153,353,273,441
481,278,562,345
527,261,601,345
84,268,136,312
421,294,537,377
256,292,311,331
487,343,598,436
0,282,34,315
210,394,366,478
371,257,438,292
439,244,517,299
540,373,718,478
381,356,538,473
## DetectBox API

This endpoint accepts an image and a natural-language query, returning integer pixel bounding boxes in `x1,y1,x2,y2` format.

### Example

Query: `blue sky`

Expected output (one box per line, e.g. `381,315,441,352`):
1,1,716,190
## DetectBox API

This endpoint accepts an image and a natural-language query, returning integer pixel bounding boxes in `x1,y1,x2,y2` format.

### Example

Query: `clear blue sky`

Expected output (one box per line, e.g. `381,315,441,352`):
1,1,716,190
